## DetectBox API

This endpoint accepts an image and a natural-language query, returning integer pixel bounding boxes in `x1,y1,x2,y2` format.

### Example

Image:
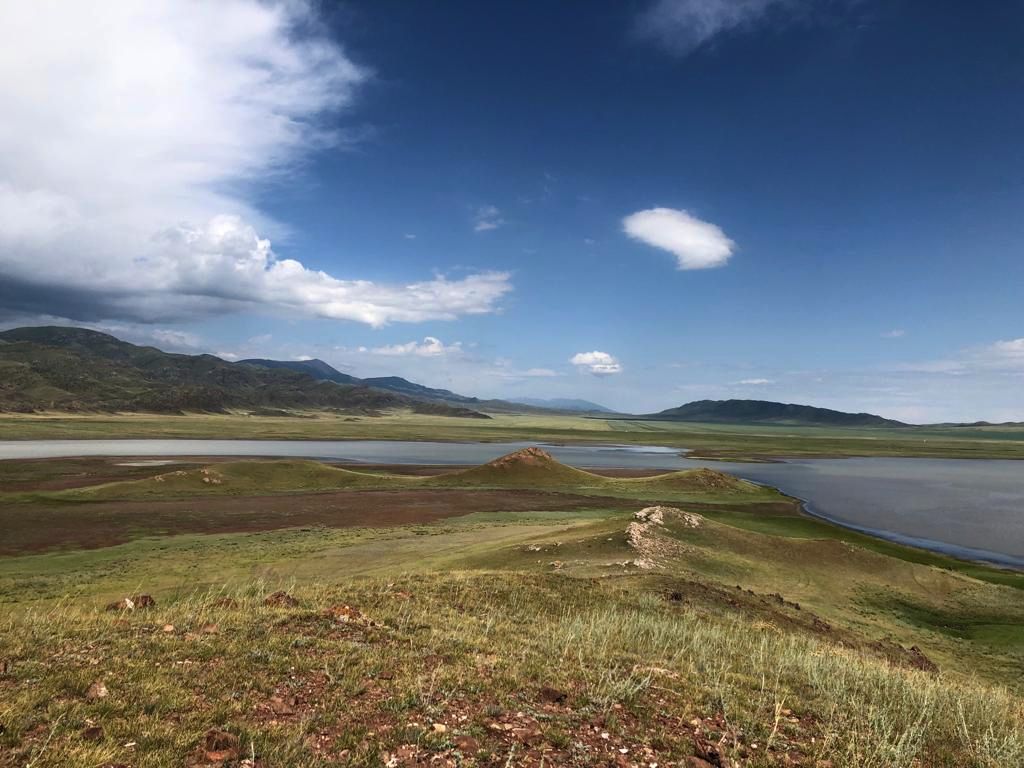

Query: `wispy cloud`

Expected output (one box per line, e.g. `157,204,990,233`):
571,350,623,376
0,1,511,327
473,205,504,232
882,329,906,338
633,0,797,56
735,378,774,385
622,207,734,270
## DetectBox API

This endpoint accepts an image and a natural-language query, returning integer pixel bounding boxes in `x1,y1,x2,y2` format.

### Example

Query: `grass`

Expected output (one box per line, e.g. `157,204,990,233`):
1,574,1022,767
3,409,1024,459
1,449,1023,766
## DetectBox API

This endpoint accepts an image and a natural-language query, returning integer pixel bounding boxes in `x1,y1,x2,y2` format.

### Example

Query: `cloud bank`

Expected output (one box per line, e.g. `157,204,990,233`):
571,351,623,376
622,208,734,270
0,1,510,326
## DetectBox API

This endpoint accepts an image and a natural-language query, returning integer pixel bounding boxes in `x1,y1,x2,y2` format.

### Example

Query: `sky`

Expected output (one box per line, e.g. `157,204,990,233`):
1,0,1023,422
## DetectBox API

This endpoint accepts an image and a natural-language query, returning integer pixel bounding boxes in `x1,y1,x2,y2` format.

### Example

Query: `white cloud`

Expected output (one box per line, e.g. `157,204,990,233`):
634,0,795,56
622,208,734,270
473,205,504,232
524,368,559,377
571,351,623,376
882,329,906,338
735,378,774,385
0,1,511,326
369,336,464,358
991,338,1024,359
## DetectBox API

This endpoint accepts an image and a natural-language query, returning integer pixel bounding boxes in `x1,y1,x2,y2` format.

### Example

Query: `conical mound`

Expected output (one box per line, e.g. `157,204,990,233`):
428,446,604,488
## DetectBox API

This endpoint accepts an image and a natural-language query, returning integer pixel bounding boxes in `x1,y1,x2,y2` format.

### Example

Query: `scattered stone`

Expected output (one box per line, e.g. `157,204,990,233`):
269,695,297,716
105,594,155,611
80,724,104,741
324,604,366,624
538,685,568,704
199,623,220,635
693,735,730,767
162,624,176,633
85,680,109,701
432,722,447,733
202,729,240,763
908,645,939,673
264,591,299,608
454,734,479,753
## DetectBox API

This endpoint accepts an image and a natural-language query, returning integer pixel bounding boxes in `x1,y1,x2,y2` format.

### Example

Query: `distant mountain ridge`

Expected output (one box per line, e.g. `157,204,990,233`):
0,327,486,417
513,397,614,413
646,399,906,427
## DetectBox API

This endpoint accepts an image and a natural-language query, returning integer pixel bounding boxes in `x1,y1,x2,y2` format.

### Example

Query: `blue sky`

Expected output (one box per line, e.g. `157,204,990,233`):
1,0,1023,421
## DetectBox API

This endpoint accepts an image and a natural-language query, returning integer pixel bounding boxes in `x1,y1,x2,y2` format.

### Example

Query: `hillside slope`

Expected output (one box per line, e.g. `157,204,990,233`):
0,327,481,417
647,398,906,427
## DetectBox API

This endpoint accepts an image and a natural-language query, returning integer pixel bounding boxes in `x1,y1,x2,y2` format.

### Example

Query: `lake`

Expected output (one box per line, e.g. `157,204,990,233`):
1,439,1021,569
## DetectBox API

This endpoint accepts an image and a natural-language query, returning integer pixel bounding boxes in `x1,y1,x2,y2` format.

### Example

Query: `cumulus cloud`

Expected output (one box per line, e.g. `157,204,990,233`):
571,351,623,376
634,0,795,56
369,336,464,358
622,208,734,270
0,1,511,326
473,205,504,232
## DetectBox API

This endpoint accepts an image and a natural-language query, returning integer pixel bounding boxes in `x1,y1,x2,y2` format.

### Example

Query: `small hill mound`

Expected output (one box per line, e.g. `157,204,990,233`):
428,447,605,488
64,460,403,499
627,467,759,494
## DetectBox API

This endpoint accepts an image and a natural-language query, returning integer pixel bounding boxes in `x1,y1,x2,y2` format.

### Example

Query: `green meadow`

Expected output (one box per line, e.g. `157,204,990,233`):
1,447,1023,766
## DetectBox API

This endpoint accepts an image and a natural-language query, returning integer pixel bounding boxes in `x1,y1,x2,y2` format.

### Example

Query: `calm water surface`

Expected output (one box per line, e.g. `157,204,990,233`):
1,439,1021,568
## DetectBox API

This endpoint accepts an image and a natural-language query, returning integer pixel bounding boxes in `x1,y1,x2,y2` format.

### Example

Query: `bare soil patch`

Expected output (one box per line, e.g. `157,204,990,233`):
0,488,627,555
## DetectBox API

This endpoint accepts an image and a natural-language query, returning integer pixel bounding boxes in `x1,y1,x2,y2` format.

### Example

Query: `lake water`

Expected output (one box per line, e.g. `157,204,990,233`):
1,439,1022,568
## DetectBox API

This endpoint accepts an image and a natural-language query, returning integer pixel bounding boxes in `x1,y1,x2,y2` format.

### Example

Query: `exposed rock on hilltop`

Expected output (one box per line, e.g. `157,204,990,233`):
627,506,701,568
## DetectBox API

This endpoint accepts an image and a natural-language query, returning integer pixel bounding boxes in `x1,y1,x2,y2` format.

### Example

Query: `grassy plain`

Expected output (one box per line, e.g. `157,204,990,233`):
3,409,1024,459
1,449,1023,766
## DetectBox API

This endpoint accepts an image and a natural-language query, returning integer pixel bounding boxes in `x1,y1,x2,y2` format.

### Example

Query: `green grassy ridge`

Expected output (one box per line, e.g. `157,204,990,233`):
1,573,1021,768
8,452,769,503
54,459,412,500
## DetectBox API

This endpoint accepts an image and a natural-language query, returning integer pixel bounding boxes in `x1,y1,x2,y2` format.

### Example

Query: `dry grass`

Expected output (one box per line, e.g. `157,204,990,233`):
1,573,1021,767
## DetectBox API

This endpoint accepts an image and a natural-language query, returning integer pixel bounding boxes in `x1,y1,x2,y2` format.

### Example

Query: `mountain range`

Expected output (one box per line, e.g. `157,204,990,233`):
1,326,916,427
0,327,487,417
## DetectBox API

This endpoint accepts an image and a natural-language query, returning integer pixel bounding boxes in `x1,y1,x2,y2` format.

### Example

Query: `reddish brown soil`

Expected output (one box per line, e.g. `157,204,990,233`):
0,488,631,555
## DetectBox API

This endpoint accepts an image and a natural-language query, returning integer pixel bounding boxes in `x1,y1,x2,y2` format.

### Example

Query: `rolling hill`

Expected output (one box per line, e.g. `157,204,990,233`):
0,326,486,417
645,398,906,427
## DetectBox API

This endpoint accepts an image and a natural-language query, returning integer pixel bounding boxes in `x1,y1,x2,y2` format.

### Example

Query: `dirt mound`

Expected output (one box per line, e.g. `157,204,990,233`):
486,446,557,469
635,467,754,493
430,446,602,488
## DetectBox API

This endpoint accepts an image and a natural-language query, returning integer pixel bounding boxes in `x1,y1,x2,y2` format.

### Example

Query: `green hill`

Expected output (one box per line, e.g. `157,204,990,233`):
61,459,406,499
646,398,907,427
0,326,485,417
426,446,605,488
